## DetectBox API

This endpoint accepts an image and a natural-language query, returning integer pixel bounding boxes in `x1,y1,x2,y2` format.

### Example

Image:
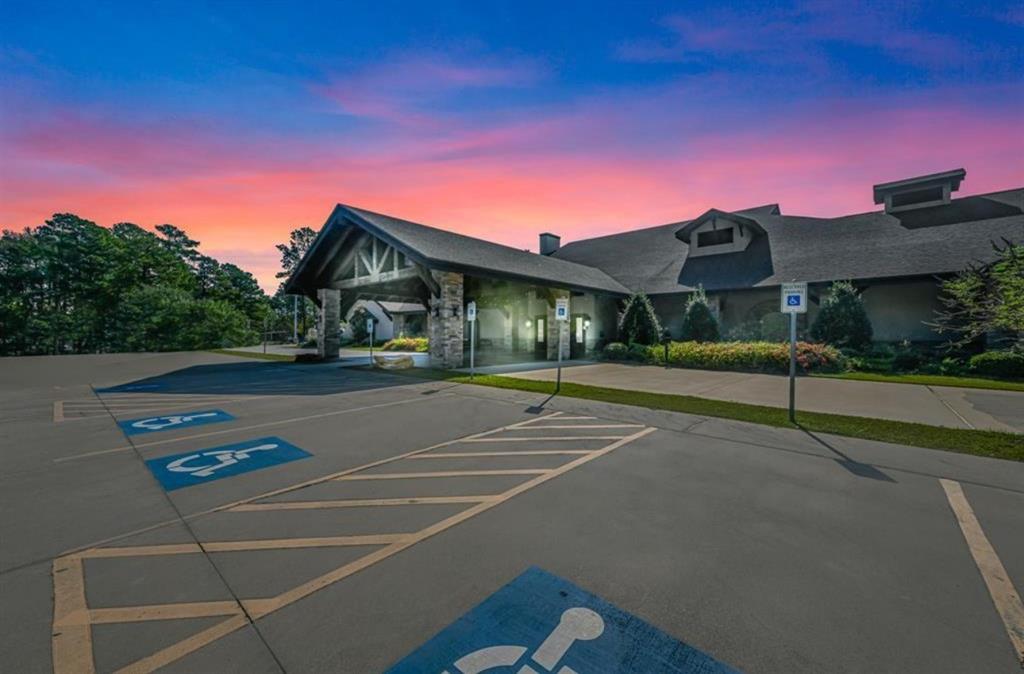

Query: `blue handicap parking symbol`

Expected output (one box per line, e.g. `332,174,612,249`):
145,436,311,491
387,566,741,674
786,294,801,306
119,409,235,436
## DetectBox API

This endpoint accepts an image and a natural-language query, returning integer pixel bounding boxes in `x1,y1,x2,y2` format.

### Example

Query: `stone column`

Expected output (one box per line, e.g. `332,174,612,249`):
428,271,464,369
317,288,340,360
546,289,570,360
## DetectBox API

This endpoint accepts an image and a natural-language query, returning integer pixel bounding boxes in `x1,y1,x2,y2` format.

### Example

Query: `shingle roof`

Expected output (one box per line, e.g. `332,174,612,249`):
290,204,631,295
553,189,1024,294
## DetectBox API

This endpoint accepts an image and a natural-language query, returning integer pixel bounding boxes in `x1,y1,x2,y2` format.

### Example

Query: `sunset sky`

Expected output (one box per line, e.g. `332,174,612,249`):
2,1,1022,292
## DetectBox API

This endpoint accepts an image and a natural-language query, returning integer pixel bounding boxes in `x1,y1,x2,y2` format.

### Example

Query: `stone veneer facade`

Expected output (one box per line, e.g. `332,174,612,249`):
545,289,571,360
428,271,464,369
317,288,341,360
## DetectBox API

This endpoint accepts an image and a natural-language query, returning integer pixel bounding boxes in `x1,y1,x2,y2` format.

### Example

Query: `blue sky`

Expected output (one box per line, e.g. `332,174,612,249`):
2,1,1022,288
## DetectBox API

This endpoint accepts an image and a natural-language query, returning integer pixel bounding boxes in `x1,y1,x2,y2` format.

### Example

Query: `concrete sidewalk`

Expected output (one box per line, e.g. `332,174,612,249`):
505,362,1024,432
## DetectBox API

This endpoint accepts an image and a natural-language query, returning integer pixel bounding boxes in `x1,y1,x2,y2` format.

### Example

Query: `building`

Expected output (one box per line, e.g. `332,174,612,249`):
285,168,1023,368
342,300,427,342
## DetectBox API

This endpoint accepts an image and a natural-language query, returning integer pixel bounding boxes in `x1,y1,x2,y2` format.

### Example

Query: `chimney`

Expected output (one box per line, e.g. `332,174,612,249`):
539,232,561,256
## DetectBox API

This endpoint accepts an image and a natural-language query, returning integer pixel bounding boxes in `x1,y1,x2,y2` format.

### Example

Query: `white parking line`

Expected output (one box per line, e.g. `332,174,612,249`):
940,479,1024,666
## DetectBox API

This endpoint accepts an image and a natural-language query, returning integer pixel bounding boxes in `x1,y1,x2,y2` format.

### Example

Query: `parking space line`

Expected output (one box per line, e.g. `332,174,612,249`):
52,401,64,423
940,479,1024,666
408,450,592,458
336,469,550,480
463,436,627,442
506,424,644,430
50,417,655,673
89,601,241,624
53,392,456,462
84,534,407,558
232,496,496,511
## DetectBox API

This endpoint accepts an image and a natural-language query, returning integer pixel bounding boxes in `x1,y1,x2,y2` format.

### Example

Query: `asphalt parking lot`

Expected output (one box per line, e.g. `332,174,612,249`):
1,352,1022,673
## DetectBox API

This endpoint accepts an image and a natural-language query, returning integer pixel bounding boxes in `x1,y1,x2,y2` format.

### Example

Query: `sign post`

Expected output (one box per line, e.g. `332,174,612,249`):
555,297,569,393
466,301,477,380
367,317,375,365
780,282,808,423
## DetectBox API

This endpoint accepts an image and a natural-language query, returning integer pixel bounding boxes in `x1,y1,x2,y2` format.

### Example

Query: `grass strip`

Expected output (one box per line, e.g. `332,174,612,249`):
814,371,1024,392
387,368,1023,462
208,349,296,362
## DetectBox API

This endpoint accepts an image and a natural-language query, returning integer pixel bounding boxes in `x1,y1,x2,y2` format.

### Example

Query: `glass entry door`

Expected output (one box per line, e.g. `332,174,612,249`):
533,315,546,359
570,314,588,359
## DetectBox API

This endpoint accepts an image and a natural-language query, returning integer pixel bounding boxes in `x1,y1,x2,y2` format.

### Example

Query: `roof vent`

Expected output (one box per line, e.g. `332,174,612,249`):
539,232,561,256
873,168,965,214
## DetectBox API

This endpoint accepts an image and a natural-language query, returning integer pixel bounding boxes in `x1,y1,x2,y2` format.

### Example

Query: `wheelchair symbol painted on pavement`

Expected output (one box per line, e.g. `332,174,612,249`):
132,412,219,431
165,442,280,478
443,608,604,674
145,436,311,490
119,409,234,435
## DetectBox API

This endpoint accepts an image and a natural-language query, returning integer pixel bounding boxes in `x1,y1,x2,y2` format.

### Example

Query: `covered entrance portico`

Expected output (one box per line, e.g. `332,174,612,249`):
285,204,628,369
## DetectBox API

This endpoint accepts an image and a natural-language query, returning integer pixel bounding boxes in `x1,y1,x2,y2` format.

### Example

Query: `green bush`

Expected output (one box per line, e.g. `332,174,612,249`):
648,340,844,374
891,348,923,372
679,286,720,342
969,351,1024,379
810,280,873,349
348,307,372,343
602,342,630,360
381,337,428,352
618,293,662,345
759,312,790,342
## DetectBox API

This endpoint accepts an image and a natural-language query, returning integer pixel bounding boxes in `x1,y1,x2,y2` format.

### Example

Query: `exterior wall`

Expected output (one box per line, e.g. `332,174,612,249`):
860,279,942,342
317,288,341,360
651,279,942,343
428,271,464,368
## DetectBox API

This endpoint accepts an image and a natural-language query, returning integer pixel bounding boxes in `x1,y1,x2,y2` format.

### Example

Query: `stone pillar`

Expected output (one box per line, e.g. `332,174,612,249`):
546,289,570,360
317,288,340,360
428,271,464,369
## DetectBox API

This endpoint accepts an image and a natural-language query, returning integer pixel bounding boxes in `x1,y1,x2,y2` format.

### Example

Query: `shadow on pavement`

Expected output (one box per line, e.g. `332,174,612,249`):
93,361,429,397
796,425,897,483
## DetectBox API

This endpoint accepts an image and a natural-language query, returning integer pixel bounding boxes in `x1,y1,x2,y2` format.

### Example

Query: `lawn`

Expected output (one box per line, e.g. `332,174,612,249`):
814,371,1024,392
387,368,1024,462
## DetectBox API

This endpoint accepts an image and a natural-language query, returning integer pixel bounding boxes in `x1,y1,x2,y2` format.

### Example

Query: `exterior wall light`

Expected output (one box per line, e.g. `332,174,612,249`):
525,319,532,328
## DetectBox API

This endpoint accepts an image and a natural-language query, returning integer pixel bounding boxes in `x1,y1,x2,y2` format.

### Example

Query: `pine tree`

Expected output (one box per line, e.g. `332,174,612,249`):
618,293,662,345
680,286,720,342
810,280,873,349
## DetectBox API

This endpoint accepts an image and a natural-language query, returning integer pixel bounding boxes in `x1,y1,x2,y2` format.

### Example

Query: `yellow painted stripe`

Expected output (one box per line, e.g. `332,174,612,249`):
89,601,240,624
243,426,657,620
88,534,407,559
408,450,591,458
113,614,249,674
336,469,549,480
940,479,1024,666
232,496,496,511
52,555,94,674
463,436,625,442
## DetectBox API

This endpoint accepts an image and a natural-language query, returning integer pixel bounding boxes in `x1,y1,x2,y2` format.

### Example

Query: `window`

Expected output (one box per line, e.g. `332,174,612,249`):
697,228,734,247
575,316,584,343
891,186,944,208
536,318,545,342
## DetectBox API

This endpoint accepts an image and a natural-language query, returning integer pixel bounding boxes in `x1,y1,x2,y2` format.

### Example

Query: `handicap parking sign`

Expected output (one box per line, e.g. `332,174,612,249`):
786,294,801,306
119,409,235,436
387,566,741,673
145,436,311,491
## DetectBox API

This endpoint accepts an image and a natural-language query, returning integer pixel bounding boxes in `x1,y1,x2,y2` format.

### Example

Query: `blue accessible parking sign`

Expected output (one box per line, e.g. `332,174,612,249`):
119,409,235,435
145,436,311,491
387,567,741,674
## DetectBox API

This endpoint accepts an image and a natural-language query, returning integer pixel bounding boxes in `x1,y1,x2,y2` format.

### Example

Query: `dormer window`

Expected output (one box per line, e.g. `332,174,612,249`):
674,208,766,258
697,228,734,247
873,168,965,214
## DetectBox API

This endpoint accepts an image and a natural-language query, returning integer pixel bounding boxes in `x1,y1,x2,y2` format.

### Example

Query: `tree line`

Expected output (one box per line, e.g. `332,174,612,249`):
0,213,314,356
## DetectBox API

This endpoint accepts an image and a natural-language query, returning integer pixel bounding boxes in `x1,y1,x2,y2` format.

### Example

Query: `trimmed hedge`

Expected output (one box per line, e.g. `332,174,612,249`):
603,340,845,374
381,337,428,352
969,350,1024,379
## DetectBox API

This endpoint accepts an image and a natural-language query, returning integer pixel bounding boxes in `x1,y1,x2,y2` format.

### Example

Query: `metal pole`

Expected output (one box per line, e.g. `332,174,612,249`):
556,321,563,394
788,311,797,423
292,295,298,344
369,323,374,365
469,319,475,381
263,316,268,354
